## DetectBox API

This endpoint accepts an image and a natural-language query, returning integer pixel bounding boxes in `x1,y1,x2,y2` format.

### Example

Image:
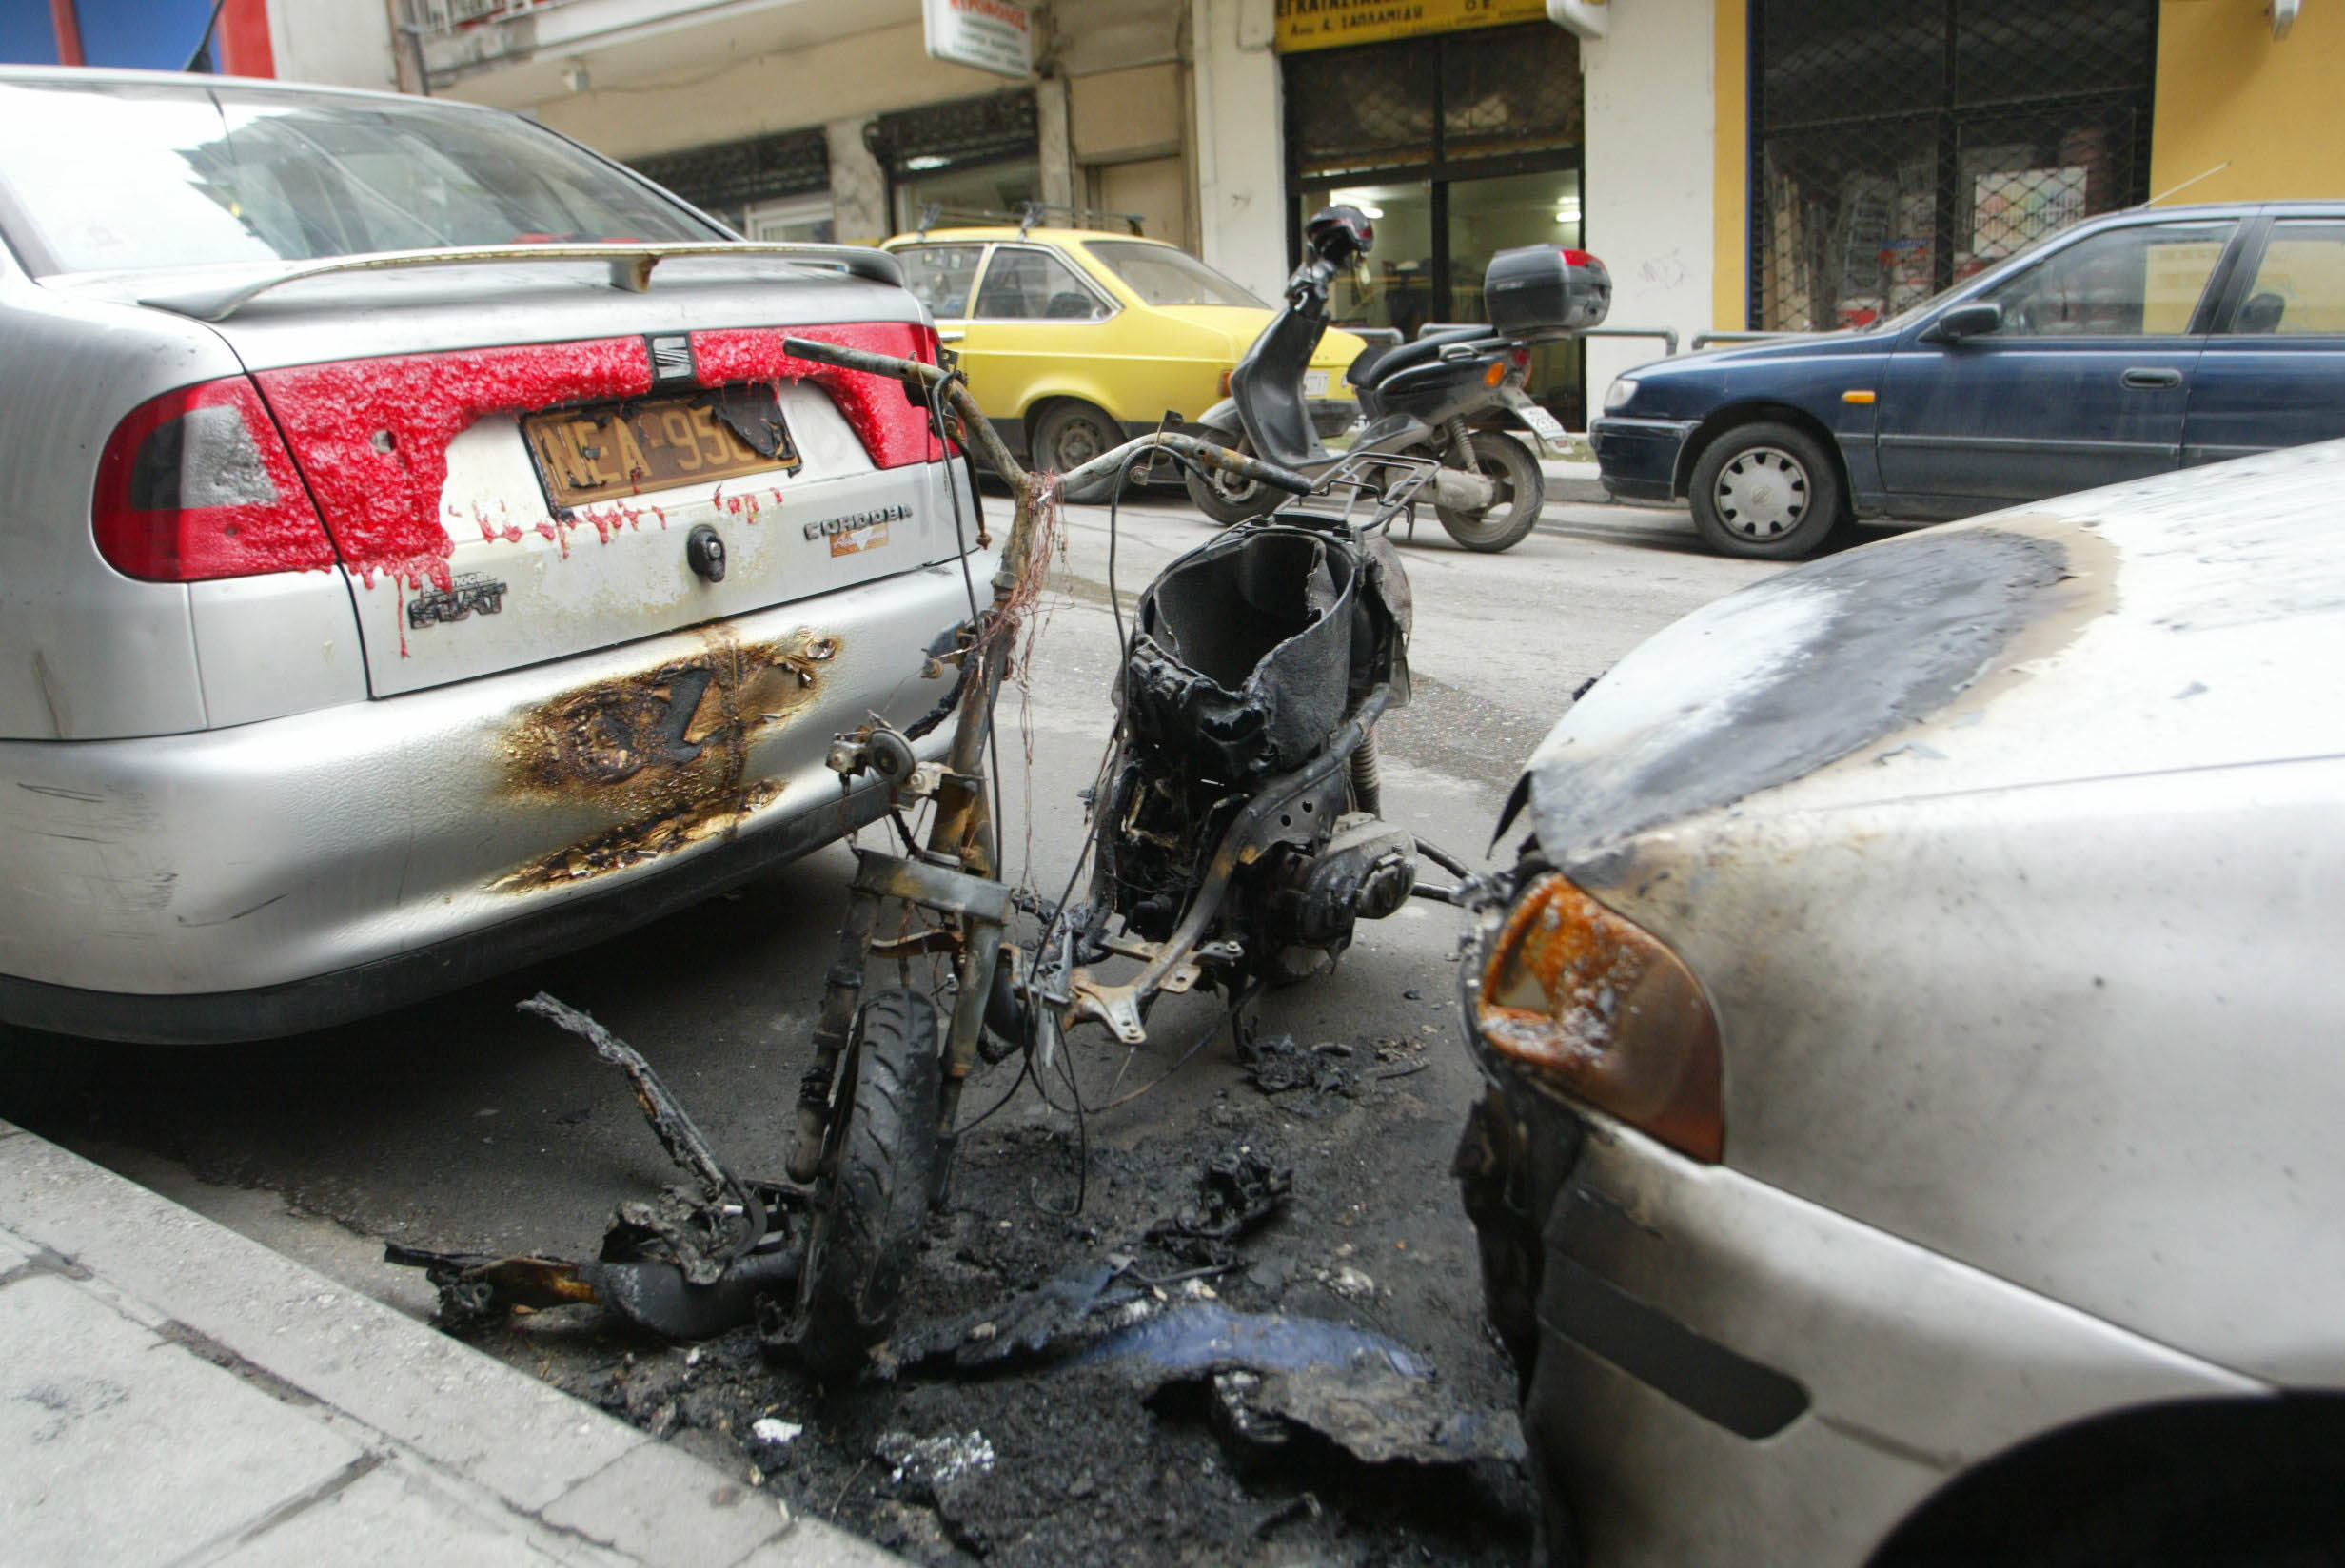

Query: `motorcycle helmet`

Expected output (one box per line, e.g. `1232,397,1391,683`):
1306,205,1374,265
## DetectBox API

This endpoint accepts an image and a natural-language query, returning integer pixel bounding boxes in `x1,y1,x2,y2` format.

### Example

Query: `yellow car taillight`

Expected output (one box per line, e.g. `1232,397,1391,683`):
1476,872,1724,1162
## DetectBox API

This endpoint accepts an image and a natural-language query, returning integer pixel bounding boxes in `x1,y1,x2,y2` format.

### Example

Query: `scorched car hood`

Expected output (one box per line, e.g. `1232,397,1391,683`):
1513,440,2345,886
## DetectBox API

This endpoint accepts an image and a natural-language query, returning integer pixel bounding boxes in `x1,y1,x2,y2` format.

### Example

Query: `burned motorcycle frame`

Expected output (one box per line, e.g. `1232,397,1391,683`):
394,341,1471,1378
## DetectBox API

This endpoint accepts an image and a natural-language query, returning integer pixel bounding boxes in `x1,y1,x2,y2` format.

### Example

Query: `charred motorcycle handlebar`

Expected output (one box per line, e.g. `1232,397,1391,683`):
778,336,1313,500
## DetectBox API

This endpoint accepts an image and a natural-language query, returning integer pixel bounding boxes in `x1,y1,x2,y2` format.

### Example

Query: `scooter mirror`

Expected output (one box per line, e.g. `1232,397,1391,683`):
1306,205,1374,265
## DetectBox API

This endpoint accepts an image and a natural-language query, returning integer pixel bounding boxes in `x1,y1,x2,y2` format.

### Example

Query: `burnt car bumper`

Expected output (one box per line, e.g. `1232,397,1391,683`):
1589,416,1696,502
0,563,986,1044
1455,1042,2264,1568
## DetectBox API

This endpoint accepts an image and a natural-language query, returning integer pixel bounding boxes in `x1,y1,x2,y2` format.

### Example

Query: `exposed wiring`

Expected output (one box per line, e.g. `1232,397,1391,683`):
1091,984,1256,1111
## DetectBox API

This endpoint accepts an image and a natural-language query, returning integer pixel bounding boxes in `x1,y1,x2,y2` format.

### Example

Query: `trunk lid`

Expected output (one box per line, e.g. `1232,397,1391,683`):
173,260,962,696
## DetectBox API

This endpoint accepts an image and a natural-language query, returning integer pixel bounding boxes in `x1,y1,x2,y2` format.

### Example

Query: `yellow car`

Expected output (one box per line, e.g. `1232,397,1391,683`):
878,224,1366,479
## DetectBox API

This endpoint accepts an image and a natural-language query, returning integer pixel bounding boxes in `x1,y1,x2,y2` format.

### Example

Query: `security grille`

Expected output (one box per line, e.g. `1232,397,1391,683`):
629,129,829,214
1751,0,2158,331
868,90,1039,176
1287,24,1580,179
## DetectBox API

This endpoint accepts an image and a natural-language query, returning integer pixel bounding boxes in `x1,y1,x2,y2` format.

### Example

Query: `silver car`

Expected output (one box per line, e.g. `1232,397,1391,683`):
0,69,984,1046
1455,441,2345,1565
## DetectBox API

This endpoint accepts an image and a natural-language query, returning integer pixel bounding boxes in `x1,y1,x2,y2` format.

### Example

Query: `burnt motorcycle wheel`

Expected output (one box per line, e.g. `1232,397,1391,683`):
1182,436,1278,526
791,988,942,1381
1435,431,1545,553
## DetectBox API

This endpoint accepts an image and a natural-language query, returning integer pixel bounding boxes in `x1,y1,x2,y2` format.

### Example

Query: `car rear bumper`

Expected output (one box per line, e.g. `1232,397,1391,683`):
1589,416,1696,501
0,561,986,1042
1456,1077,2264,1568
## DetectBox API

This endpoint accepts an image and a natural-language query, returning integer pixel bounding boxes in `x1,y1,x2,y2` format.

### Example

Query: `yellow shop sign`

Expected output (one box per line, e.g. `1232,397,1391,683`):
1274,0,1551,52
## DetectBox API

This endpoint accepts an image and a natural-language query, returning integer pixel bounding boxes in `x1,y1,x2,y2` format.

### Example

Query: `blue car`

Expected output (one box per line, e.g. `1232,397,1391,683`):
1594,202,2345,558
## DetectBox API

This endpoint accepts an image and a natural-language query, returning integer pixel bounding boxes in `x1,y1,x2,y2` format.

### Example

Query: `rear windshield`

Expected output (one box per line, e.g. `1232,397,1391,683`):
1084,241,1265,308
0,78,718,275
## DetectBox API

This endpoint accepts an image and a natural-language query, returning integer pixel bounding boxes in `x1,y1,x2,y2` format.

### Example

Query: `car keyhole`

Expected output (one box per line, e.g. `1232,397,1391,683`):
687,524,727,583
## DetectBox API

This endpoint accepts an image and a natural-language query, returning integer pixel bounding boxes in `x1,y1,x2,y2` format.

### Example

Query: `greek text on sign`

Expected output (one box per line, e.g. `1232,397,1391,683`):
1274,0,1550,53
923,0,1033,78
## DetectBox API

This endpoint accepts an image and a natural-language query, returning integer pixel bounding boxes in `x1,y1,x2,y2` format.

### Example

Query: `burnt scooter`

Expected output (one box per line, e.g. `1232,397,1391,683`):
393,242,1606,1374
1184,206,1610,552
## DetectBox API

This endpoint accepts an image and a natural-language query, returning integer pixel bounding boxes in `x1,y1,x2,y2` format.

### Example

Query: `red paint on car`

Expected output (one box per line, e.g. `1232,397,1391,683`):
691,323,948,470
257,337,654,589
254,321,938,592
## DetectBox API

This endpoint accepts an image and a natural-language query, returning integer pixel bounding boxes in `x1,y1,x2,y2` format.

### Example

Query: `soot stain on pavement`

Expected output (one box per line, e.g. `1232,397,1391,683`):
464,1029,1529,1567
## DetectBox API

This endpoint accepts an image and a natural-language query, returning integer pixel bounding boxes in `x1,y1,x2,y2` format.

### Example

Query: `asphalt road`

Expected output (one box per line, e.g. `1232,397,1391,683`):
17,482,1797,1560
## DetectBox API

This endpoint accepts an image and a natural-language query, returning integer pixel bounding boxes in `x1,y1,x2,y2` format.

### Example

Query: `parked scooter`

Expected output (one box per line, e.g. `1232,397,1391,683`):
1183,206,1610,552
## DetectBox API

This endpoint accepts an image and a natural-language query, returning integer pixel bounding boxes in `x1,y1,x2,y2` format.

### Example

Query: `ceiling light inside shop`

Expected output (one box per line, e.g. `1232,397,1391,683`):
1330,189,1386,219
906,155,951,172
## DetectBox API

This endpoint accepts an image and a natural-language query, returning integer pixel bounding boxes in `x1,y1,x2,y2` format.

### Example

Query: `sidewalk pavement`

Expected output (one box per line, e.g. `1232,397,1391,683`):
0,1118,900,1568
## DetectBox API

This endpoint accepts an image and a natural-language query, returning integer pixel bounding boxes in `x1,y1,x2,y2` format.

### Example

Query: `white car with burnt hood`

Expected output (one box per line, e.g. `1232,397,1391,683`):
1454,440,2345,1566
0,69,986,1052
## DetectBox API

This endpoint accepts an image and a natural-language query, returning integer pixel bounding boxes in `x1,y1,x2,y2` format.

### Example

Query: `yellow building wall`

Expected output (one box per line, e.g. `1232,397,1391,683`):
2153,0,2345,202
1712,0,1747,329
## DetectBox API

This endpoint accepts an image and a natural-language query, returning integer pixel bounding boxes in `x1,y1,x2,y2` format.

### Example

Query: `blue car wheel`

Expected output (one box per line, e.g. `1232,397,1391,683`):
1689,421,1843,559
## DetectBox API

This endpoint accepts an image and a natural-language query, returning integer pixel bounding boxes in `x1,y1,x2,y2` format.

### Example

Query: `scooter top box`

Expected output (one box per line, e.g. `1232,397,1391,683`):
1485,245,1611,339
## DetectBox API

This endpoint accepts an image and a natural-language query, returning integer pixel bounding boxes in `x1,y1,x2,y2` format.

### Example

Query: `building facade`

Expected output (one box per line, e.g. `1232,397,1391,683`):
12,0,2338,425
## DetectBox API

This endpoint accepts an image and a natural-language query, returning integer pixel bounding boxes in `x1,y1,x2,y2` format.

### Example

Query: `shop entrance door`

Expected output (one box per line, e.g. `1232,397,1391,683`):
1285,23,1588,426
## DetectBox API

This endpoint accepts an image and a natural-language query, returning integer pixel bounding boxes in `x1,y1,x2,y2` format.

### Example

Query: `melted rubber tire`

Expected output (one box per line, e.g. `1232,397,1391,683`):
1181,436,1278,526
1688,420,1844,559
1436,431,1545,553
793,988,941,1380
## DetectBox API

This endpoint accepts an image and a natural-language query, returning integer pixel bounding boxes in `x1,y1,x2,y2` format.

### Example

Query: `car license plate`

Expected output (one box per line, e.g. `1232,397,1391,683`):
1520,403,1568,444
524,390,799,509
1302,369,1330,398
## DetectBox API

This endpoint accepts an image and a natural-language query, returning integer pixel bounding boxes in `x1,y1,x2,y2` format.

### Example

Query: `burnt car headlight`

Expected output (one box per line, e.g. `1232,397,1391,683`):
1602,375,1639,413
1475,872,1723,1162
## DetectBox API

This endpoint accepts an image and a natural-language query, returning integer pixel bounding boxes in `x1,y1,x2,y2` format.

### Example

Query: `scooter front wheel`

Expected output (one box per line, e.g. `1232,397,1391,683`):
783,989,941,1381
1181,436,1279,526
1435,431,1545,553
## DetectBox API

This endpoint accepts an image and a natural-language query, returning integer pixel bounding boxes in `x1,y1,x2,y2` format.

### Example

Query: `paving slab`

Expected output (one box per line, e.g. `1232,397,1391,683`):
0,1119,898,1568
0,1271,363,1567
213,1456,625,1568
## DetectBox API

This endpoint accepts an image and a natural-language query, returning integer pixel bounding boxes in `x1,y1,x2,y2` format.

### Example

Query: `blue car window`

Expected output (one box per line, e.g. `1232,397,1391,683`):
1980,221,2235,338
2237,223,2345,335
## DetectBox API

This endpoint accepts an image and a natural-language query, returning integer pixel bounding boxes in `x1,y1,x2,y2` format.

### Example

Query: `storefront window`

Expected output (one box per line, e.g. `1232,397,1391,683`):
1303,182,1434,339
1750,0,2158,331
1285,24,1587,424
874,90,1040,236
744,193,835,245
893,158,1039,233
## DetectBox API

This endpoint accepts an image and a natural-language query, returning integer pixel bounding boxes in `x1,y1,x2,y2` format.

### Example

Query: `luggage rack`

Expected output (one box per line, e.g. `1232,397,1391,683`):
1275,448,1443,534
913,201,1148,238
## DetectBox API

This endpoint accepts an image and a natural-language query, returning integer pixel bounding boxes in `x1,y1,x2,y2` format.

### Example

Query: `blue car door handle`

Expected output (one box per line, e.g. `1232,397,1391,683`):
2121,367,2184,389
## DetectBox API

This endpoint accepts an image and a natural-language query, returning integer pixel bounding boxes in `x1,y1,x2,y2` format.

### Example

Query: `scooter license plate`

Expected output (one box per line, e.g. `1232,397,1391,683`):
1520,404,1568,444
1302,370,1330,397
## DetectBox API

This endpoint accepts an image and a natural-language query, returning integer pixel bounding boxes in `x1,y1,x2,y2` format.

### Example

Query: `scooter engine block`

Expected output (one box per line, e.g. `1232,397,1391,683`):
1262,813,1418,950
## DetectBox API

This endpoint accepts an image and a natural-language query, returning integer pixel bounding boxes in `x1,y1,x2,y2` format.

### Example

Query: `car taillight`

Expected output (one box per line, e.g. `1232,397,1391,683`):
1476,871,1724,1161
93,378,336,582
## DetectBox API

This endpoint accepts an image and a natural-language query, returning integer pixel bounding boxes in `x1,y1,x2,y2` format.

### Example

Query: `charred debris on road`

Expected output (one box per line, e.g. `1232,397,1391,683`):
389,996,1529,1564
